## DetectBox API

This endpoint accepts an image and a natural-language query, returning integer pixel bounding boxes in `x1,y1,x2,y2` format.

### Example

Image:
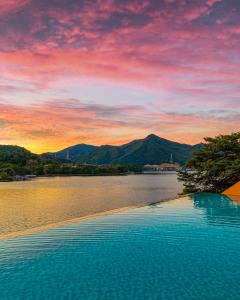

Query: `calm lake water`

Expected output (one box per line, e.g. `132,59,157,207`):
0,193,240,300
0,174,182,236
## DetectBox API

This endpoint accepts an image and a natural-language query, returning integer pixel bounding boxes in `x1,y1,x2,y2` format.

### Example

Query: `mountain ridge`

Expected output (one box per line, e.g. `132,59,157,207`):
48,134,202,166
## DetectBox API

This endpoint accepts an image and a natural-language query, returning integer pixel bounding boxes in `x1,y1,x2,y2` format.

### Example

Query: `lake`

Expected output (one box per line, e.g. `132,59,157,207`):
0,193,240,300
0,174,182,237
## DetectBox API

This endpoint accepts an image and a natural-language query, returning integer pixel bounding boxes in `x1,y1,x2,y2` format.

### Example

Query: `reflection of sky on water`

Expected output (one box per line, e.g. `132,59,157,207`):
0,175,182,236
191,193,240,227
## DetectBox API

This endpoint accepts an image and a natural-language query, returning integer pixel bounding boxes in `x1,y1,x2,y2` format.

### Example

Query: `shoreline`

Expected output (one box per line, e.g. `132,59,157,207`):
0,173,129,183
0,172,178,183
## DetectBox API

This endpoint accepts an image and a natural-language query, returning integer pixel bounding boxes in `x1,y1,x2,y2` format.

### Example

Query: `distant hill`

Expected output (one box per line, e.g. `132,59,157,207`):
0,145,37,165
48,144,98,161
0,144,137,180
50,134,202,166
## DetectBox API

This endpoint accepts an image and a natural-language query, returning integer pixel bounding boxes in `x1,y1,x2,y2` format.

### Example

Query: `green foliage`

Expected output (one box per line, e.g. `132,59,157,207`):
0,145,142,180
50,144,98,161
0,145,36,165
178,132,240,193
51,134,201,166
84,135,199,165
0,171,13,181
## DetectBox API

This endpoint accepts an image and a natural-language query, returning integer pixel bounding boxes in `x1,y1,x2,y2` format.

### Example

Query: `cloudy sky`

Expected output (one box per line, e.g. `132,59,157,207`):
0,0,239,153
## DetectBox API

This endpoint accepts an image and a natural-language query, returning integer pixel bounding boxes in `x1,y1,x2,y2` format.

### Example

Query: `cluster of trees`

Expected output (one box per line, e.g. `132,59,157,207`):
40,163,142,176
0,145,142,181
0,146,37,181
178,132,240,193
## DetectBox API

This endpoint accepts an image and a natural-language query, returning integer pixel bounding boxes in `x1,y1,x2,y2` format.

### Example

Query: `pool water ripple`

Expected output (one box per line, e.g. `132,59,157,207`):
1,193,240,299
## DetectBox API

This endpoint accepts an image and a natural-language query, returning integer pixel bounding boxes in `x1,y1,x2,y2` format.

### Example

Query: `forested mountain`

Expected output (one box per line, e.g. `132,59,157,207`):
0,145,141,180
51,134,201,166
48,144,98,161
0,145,55,180
0,145,37,165
0,134,202,181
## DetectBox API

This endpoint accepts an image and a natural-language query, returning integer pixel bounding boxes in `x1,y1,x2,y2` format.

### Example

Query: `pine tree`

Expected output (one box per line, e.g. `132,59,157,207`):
178,132,240,193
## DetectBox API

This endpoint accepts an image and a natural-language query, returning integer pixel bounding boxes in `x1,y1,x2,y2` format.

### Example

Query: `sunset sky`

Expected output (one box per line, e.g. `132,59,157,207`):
0,0,239,153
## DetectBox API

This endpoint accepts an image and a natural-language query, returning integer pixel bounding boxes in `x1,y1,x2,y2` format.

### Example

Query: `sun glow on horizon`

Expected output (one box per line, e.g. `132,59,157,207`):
0,0,239,150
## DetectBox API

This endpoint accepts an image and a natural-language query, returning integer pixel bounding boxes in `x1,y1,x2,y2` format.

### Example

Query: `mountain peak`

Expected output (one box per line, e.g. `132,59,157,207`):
145,134,160,140
49,134,198,165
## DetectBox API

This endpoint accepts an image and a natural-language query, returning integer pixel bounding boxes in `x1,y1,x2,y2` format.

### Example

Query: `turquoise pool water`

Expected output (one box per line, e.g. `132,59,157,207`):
1,193,240,300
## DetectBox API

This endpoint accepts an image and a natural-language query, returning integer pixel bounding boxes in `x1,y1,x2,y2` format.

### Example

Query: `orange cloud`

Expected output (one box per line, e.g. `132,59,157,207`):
0,0,239,151
0,99,238,153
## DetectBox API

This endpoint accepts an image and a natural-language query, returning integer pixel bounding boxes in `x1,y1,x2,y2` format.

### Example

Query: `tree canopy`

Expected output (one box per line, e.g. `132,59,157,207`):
0,145,142,181
178,132,240,193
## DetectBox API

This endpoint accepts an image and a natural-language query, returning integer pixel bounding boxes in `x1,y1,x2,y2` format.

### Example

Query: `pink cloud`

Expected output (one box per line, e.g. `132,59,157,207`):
207,0,222,6
0,0,239,150
184,5,209,21
0,99,238,153
0,0,30,15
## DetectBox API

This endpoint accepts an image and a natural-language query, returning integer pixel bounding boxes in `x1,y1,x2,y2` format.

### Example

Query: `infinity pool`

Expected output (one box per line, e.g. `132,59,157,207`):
0,193,240,300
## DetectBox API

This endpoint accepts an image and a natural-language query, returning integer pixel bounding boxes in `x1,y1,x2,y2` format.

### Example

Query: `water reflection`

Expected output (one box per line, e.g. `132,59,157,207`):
0,175,182,236
191,193,240,226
